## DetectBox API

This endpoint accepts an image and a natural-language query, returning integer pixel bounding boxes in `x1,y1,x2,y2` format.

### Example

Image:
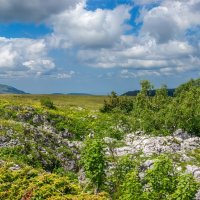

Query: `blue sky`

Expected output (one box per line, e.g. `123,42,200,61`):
0,0,200,94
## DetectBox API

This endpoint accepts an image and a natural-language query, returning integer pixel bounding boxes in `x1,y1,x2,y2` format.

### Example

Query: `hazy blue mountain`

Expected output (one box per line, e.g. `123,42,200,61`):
0,84,26,94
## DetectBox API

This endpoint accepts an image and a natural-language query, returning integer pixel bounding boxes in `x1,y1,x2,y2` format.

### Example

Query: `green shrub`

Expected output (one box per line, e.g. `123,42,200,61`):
118,155,199,200
100,92,133,113
40,98,56,109
81,138,106,193
0,163,79,200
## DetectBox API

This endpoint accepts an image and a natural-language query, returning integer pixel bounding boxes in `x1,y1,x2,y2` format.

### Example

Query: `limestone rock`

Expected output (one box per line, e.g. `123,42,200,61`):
186,165,200,181
173,129,190,140
196,190,200,200
61,129,74,139
181,138,200,151
112,131,200,157
142,160,154,170
9,164,21,171
33,114,45,124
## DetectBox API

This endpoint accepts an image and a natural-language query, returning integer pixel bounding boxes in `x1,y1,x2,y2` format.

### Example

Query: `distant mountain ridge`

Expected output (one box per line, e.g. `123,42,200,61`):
122,89,175,96
0,84,26,94
67,93,93,96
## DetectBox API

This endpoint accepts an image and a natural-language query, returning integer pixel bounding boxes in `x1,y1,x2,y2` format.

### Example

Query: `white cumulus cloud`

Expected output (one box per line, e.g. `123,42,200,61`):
47,2,131,48
0,37,56,78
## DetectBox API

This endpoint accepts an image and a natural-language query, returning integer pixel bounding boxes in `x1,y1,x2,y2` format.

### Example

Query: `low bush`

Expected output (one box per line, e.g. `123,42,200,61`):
40,98,56,109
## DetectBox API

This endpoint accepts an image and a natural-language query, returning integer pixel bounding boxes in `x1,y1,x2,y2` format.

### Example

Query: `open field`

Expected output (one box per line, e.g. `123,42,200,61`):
0,94,108,109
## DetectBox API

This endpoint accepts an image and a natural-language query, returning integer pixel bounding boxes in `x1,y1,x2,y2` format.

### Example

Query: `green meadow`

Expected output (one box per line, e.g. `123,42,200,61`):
0,94,107,109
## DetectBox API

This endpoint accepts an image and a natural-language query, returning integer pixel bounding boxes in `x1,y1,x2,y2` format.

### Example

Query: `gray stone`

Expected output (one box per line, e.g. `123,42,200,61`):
78,168,87,184
186,165,200,181
0,136,10,143
139,172,145,179
111,133,200,157
39,124,57,134
0,160,5,166
196,190,200,200
143,160,154,170
104,137,117,144
88,132,94,138
173,129,190,140
61,129,74,139
23,106,35,112
135,131,146,135
6,129,14,136
9,164,21,171
181,138,200,151
65,160,77,171
180,154,193,162
33,114,44,124
17,112,33,122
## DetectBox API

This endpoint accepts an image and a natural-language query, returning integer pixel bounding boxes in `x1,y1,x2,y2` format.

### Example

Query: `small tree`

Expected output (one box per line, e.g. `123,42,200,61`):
100,91,120,113
100,91,133,113
81,138,106,193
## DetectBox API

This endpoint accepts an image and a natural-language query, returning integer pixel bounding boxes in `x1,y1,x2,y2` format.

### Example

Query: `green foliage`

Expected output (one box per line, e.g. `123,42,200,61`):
99,78,200,136
118,155,199,200
145,155,178,199
170,174,199,200
140,80,154,95
119,170,144,200
100,91,133,113
174,78,200,96
170,86,200,135
119,97,134,114
0,162,110,200
0,163,79,200
40,97,56,109
108,155,137,199
81,138,106,193
133,79,200,136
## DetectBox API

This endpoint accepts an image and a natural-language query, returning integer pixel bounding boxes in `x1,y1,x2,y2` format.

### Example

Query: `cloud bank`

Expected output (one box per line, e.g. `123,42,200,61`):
0,0,200,79
0,0,82,22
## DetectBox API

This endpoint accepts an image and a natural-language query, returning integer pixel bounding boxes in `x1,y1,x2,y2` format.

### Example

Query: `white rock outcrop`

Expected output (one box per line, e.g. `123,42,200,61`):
112,130,200,156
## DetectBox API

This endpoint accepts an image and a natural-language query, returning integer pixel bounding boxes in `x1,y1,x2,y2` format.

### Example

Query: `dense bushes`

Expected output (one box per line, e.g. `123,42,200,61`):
0,163,78,200
100,92,134,113
0,162,110,200
101,78,200,136
118,156,199,200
